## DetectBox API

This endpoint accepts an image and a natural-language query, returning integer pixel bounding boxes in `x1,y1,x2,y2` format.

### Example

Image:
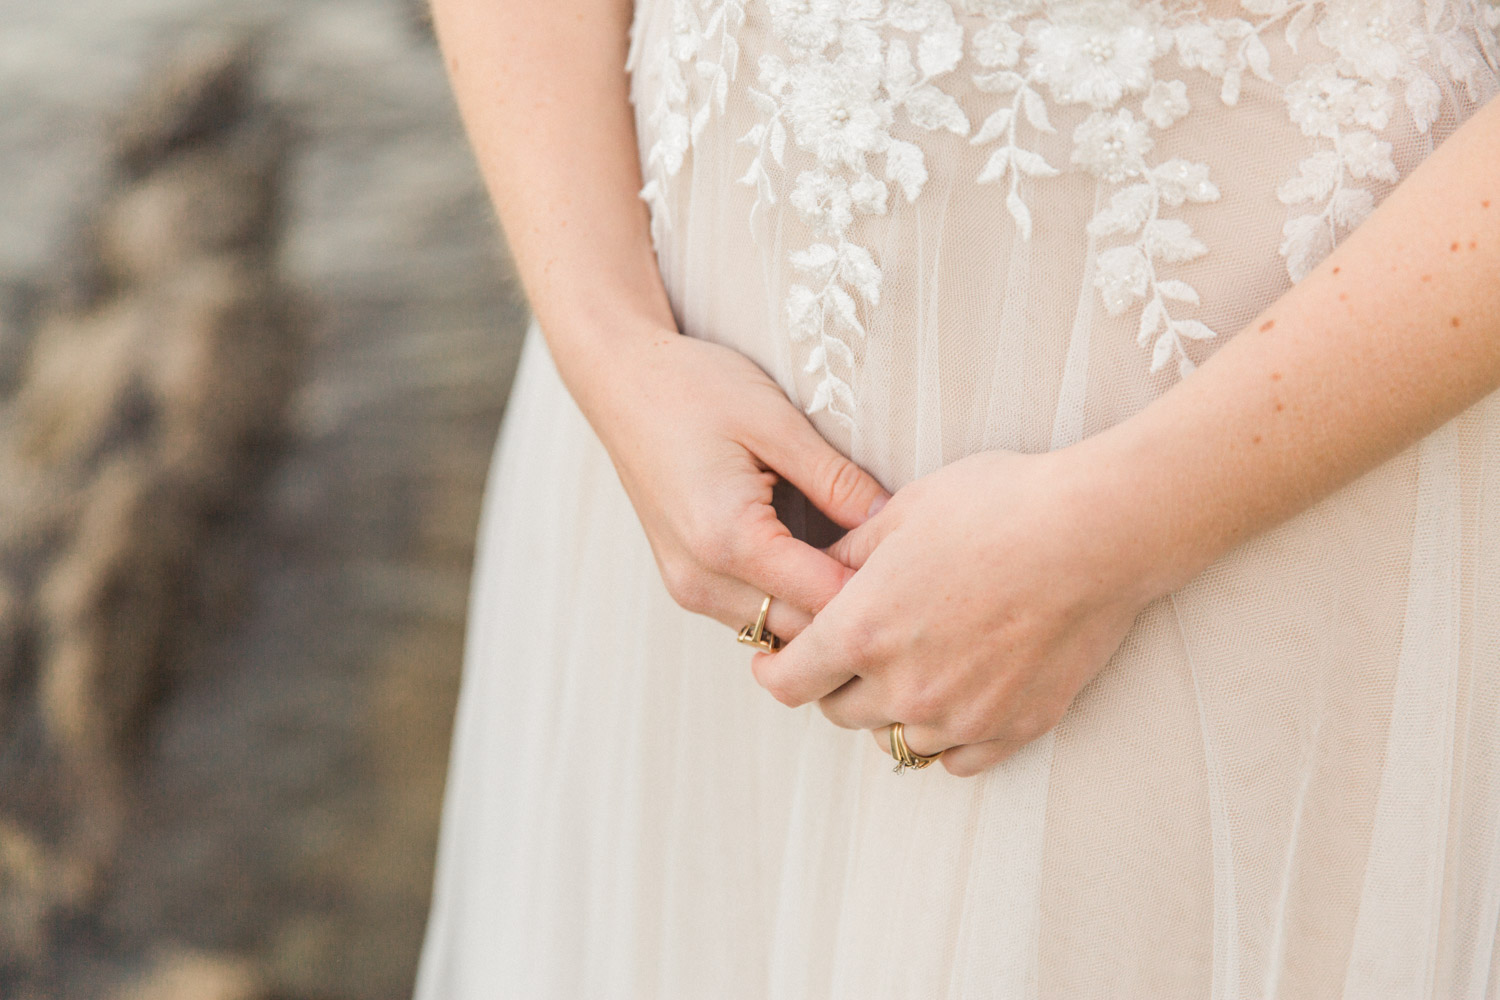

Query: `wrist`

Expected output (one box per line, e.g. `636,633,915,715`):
539,308,679,433
1050,418,1224,606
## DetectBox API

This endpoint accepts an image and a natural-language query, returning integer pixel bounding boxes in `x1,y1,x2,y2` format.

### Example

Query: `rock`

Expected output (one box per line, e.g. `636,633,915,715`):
0,2,523,997
111,948,263,1000
0,32,301,993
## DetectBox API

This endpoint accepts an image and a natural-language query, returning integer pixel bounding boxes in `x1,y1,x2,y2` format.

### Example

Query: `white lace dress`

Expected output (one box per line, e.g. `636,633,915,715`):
414,1,1500,996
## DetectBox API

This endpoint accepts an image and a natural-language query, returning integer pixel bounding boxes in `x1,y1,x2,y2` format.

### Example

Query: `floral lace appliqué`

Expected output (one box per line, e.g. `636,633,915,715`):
637,0,1499,413
740,0,971,426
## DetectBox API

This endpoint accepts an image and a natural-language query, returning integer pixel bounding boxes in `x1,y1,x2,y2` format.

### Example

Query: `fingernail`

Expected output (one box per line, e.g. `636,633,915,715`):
866,495,888,518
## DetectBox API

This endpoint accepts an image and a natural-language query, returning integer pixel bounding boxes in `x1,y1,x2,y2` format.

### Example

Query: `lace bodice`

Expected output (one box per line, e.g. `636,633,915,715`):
628,0,1498,475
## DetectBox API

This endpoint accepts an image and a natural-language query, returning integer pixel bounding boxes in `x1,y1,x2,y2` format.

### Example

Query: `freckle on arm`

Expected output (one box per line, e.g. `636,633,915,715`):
1452,317,1462,327
1421,274,1432,282
1332,266,1340,275
1271,371,1282,382
1252,434,1263,444
1259,319,1276,332
1451,241,1461,251
1339,292,1348,302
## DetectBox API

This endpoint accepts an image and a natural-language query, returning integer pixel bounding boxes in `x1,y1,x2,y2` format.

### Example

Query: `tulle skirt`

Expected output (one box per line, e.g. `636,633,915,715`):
413,316,1500,999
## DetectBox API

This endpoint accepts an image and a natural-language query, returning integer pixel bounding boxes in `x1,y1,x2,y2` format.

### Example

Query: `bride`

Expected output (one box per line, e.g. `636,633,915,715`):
414,0,1500,996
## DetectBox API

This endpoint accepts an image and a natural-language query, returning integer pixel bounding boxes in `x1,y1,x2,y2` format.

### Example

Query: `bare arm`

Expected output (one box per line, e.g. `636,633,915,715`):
428,0,669,390
428,0,889,639
1092,95,1500,604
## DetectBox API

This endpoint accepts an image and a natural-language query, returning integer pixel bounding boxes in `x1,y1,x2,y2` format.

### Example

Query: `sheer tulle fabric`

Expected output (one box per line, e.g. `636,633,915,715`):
415,2,1500,996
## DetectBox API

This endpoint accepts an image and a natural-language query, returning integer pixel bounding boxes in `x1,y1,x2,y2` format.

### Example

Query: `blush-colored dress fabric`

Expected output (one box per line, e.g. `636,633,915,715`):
413,1,1500,997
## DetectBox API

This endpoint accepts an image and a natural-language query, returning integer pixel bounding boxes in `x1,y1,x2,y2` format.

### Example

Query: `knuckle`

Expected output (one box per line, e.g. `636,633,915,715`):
891,679,947,726
660,560,713,615
839,616,884,672
818,697,862,731
942,754,985,778
813,452,867,514
767,680,806,708
751,659,805,708
947,712,993,747
727,537,760,577
682,503,736,575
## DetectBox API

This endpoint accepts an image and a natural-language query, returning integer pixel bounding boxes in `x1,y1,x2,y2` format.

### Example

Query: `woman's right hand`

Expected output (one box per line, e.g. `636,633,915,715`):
573,328,889,642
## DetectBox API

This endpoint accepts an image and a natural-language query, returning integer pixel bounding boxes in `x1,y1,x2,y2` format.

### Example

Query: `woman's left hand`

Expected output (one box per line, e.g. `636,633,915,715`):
750,446,1171,777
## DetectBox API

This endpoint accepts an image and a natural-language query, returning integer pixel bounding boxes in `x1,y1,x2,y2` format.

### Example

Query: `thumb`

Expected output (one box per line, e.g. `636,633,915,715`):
752,407,890,530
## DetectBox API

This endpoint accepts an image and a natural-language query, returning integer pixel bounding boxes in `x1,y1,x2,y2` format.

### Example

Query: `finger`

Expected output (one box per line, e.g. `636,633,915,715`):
750,408,890,530
816,676,888,730
933,739,1024,778
823,504,899,571
732,505,855,616
868,723,951,760
719,582,814,643
749,613,857,708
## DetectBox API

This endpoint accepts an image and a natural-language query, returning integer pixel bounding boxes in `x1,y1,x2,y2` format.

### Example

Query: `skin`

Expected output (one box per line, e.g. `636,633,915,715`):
427,0,888,643
756,94,1500,776
432,0,1500,777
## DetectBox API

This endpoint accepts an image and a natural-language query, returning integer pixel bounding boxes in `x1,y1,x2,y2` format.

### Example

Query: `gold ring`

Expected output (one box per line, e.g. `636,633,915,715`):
736,594,783,653
889,722,942,774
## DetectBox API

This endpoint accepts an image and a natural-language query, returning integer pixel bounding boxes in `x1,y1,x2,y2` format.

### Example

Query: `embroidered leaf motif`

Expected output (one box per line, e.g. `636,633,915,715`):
1138,298,1166,346
904,85,969,133
1175,319,1218,340
839,243,882,305
1095,246,1150,315
790,242,838,279
827,285,865,335
974,69,1024,93
1280,213,1333,282
886,39,917,97
1151,330,1175,372
1011,148,1060,177
1329,187,1375,229
1006,189,1033,240
1021,88,1054,133
1277,151,1341,204
1245,34,1273,82
971,108,1014,145
1284,5,1315,53
1156,280,1201,305
1143,220,1208,263
1340,132,1397,182
977,147,1011,184
1405,74,1442,133
886,138,929,201
1087,184,1154,238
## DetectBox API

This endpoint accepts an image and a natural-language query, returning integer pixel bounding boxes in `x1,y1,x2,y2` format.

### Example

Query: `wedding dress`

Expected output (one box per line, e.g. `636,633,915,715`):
414,1,1500,996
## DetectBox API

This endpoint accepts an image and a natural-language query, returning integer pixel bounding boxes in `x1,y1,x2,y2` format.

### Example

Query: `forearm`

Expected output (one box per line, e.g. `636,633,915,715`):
428,0,674,405
1082,96,1500,601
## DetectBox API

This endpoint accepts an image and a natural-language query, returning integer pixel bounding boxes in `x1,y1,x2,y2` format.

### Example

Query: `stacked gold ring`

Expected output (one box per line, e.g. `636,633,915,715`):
889,723,942,774
736,594,783,653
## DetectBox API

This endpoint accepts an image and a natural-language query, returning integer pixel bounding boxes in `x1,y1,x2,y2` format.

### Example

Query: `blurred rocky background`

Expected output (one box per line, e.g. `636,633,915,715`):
0,1,525,997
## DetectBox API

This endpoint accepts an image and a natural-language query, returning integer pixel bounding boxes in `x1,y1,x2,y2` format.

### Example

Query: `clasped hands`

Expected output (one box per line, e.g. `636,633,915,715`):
592,334,1166,777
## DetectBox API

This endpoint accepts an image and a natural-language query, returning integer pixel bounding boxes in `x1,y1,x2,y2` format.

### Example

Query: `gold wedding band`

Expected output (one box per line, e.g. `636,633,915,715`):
889,722,942,774
736,594,783,653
